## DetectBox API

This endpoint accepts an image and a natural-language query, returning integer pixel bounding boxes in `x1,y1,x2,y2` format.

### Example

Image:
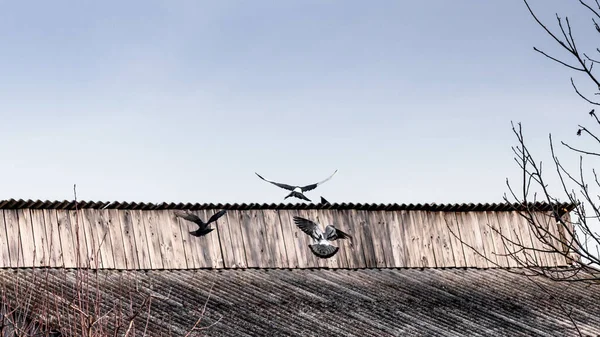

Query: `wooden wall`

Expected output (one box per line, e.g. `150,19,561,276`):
0,208,573,269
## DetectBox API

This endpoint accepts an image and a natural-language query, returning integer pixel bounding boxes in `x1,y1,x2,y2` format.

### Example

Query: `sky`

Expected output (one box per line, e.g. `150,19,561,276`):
0,0,598,207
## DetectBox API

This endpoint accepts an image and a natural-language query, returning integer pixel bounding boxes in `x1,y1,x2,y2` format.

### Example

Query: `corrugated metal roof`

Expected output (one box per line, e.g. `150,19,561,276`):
0,198,576,212
0,268,597,337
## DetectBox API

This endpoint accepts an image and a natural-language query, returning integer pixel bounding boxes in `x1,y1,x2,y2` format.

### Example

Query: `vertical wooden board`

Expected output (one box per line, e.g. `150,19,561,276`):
5,210,24,267
277,210,306,268
155,210,185,269
517,211,550,267
288,209,320,268
0,211,11,268
495,211,526,267
484,212,510,268
455,212,489,268
55,210,76,268
173,212,200,269
351,210,377,268
414,211,438,268
472,211,499,267
442,212,467,268
140,210,163,269
105,209,127,269
79,209,100,268
322,209,351,268
222,210,248,268
374,211,397,268
42,209,63,268
67,210,90,268
294,209,327,268
396,210,417,267
95,209,116,269
362,211,388,268
197,209,225,268
385,211,408,267
537,211,561,266
560,211,578,264
117,210,141,269
237,210,264,268
510,211,544,267
29,209,48,267
15,209,35,267
211,209,235,268
129,210,152,269
425,211,455,268
405,210,429,267
262,209,288,268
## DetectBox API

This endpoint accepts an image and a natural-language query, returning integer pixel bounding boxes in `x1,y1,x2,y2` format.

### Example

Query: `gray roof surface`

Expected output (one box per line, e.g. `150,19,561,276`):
0,267,598,337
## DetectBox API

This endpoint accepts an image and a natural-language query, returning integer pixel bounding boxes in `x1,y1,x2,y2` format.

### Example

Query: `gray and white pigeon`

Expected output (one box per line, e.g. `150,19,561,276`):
174,210,226,237
255,169,338,202
292,216,353,259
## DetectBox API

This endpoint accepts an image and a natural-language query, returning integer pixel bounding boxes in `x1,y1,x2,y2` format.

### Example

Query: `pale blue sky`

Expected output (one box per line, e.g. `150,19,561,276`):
0,0,597,205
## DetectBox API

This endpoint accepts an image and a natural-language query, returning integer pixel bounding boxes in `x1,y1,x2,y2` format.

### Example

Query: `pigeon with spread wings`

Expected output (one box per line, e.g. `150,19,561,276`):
292,215,353,259
174,209,227,237
255,169,338,202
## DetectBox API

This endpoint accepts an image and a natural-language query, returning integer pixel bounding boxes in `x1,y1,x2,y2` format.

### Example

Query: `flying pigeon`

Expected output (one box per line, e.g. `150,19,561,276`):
292,216,353,259
255,169,338,202
174,210,227,237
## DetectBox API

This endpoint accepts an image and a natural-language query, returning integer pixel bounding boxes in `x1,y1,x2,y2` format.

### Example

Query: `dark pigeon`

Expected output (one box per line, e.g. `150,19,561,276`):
292,216,353,259
255,170,338,202
174,209,227,237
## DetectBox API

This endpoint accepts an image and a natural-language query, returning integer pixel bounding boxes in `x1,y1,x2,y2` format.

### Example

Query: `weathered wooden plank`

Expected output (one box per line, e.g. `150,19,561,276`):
156,210,185,269
140,210,163,269
237,210,263,268
174,211,201,269
15,209,35,267
0,211,12,268
78,209,100,268
385,211,408,267
415,211,439,268
533,211,561,267
95,209,116,269
442,212,467,268
525,211,554,267
277,210,305,268
262,209,288,268
5,210,24,267
472,211,498,267
42,209,63,268
495,211,526,267
129,210,152,269
67,210,90,268
106,209,127,269
515,212,551,266
455,212,488,268
29,209,49,267
222,210,247,268
211,210,235,268
117,210,141,269
55,210,76,268
407,210,432,267
484,211,510,268
364,211,390,268
559,211,578,264
351,210,377,268
510,211,545,267
425,211,455,268
197,209,225,268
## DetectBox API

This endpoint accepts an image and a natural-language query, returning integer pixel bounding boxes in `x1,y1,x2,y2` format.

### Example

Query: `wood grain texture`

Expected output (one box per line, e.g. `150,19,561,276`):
0,208,574,269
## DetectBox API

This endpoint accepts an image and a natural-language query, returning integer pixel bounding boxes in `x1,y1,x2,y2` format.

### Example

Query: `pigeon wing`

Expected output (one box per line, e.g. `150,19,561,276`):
255,172,296,191
301,169,338,192
293,216,322,240
320,196,330,204
325,225,353,245
207,210,227,224
174,210,206,228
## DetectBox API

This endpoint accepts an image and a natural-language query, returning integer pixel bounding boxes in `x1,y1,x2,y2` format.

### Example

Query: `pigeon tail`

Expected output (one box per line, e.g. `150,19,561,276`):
308,244,339,259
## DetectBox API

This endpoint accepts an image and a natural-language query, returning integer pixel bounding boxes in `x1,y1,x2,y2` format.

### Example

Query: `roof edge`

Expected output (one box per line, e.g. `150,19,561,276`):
0,199,577,212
